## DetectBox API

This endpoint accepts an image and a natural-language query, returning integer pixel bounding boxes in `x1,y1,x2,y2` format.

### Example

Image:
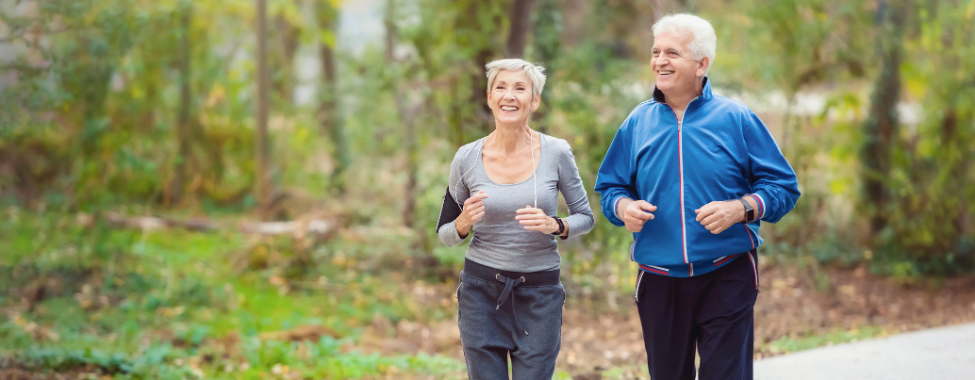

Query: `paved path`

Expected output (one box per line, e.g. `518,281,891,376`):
754,322,975,379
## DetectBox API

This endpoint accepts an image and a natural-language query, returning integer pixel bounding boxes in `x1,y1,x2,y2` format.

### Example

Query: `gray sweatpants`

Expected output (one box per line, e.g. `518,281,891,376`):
457,259,565,380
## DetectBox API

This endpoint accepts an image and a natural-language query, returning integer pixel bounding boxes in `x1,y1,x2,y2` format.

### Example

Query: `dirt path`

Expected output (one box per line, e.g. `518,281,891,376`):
361,263,975,378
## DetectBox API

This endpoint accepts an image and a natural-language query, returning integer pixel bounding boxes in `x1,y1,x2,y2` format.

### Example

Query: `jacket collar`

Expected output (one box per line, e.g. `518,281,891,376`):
652,76,713,104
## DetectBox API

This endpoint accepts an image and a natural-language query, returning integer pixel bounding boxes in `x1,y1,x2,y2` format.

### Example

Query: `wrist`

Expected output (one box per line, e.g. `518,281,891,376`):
616,198,633,220
736,197,755,223
455,216,470,233
550,216,565,235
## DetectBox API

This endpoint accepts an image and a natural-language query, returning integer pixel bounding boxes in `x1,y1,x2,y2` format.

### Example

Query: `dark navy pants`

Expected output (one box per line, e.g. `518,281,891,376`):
635,250,759,380
457,259,565,380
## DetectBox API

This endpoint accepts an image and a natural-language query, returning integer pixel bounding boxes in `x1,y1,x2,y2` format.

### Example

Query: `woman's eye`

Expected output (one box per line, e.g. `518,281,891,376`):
496,86,504,90
517,87,525,91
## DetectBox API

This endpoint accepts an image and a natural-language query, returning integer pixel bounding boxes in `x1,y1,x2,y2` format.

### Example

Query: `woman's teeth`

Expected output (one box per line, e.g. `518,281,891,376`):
501,106,518,111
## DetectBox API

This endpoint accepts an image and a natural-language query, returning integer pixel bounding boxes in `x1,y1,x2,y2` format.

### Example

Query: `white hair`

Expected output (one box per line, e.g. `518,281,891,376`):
485,59,546,98
652,14,716,75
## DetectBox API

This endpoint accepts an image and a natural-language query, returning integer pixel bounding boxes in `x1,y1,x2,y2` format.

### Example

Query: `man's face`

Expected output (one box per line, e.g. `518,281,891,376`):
651,32,708,100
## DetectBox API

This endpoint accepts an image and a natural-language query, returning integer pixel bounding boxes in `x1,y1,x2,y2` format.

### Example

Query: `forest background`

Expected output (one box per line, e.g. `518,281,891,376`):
1,0,973,379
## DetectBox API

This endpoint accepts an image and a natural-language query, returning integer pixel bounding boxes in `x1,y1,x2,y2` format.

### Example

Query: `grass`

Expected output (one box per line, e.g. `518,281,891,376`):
762,326,888,355
0,210,466,379
1,207,938,379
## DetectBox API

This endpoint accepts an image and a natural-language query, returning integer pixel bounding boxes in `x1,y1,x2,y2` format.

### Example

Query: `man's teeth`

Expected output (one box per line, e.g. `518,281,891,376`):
659,71,674,75
501,106,518,111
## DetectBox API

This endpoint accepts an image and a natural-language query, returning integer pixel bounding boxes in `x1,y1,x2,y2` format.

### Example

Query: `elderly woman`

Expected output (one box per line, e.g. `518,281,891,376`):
436,58,594,379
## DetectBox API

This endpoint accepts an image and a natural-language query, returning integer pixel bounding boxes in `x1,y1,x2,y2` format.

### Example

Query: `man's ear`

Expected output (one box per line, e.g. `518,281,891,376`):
698,56,711,77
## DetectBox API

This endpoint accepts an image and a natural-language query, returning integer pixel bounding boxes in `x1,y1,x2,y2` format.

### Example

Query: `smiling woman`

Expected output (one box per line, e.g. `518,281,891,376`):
434,58,595,380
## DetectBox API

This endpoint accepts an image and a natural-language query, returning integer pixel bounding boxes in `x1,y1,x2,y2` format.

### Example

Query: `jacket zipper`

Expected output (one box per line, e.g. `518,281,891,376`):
672,97,699,276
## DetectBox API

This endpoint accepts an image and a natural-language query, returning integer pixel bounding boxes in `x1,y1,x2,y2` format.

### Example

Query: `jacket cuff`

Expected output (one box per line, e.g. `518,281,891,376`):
749,192,767,220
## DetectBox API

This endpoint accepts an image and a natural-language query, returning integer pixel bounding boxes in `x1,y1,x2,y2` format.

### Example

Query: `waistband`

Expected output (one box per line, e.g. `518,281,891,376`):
463,258,560,286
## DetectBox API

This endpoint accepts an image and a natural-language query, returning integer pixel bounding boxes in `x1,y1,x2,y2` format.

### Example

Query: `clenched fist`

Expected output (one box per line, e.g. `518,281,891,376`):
618,198,657,233
456,191,489,237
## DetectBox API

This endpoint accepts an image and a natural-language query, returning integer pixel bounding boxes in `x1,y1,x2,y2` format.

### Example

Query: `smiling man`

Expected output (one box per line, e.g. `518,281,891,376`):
594,14,800,380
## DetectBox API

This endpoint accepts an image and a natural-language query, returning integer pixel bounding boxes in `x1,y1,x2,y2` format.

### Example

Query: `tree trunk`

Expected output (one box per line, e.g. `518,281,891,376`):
255,0,271,214
465,0,495,136
861,1,905,237
273,12,301,103
506,0,535,58
530,0,559,133
172,2,193,205
318,0,347,192
561,0,587,49
384,0,418,228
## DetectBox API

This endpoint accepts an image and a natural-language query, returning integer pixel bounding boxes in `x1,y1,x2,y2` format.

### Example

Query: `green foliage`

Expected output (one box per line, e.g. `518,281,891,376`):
0,210,464,377
2,0,975,375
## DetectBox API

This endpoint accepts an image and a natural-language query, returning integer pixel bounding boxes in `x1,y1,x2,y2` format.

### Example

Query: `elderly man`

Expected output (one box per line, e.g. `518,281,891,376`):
595,14,800,380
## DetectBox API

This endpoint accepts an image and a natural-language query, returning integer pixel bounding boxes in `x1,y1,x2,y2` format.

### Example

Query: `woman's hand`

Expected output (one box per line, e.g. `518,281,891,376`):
455,191,488,237
516,206,559,234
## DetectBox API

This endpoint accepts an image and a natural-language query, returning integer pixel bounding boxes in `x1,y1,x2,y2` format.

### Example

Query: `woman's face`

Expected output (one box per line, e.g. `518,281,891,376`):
487,70,540,125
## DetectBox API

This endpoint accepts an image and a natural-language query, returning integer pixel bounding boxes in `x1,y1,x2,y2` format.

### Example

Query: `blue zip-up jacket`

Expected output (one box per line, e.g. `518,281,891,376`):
595,78,800,277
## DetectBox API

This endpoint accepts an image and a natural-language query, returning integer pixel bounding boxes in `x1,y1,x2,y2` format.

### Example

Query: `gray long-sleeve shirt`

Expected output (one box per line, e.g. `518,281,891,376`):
438,133,595,272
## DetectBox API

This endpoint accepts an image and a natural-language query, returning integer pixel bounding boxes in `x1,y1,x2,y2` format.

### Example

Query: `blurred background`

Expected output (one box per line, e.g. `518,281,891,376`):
1,0,973,379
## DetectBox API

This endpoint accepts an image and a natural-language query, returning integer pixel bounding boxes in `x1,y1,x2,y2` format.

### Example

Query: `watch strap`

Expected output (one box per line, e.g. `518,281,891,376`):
737,198,754,223
551,217,565,235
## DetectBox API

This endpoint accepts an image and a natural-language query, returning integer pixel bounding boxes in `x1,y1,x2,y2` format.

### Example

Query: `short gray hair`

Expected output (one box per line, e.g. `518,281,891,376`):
485,59,546,98
652,14,716,75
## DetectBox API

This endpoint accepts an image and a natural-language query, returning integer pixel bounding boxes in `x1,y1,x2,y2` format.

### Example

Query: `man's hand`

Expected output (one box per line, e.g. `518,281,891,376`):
695,200,745,234
618,198,657,233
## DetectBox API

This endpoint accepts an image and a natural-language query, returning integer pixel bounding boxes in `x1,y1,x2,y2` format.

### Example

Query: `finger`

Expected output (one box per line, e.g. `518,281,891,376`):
695,206,716,222
699,213,721,226
628,210,653,221
707,220,729,233
709,223,725,234
633,201,657,212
